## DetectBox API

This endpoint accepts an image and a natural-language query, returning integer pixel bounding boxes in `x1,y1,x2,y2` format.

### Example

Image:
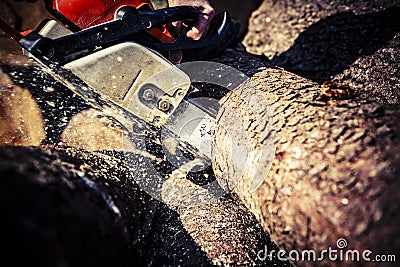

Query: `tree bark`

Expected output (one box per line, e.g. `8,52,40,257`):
0,56,288,266
243,0,400,104
0,69,45,146
212,67,400,266
0,142,291,266
1,1,399,266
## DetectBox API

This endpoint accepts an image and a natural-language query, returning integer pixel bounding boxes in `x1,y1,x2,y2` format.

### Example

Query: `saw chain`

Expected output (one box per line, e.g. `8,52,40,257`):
0,0,240,167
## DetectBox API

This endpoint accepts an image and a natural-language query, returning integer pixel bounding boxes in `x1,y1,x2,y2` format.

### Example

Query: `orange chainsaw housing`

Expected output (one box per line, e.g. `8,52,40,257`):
45,0,175,43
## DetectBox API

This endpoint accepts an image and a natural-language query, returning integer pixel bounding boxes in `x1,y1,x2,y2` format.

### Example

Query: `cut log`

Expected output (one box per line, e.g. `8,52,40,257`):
61,108,126,151
0,27,289,266
2,1,399,265
243,1,400,104
0,69,45,146
212,67,400,266
0,143,291,266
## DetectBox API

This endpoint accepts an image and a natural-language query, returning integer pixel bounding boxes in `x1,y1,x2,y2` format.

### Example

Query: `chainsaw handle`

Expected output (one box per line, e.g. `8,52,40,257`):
18,5,200,63
153,10,240,61
17,5,236,63
116,6,200,27
152,6,200,24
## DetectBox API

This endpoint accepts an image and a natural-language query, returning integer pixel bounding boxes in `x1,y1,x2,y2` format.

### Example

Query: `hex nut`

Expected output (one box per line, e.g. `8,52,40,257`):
159,99,171,112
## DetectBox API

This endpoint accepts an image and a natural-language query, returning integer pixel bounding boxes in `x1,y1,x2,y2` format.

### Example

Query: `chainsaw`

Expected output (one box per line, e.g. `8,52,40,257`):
0,0,240,168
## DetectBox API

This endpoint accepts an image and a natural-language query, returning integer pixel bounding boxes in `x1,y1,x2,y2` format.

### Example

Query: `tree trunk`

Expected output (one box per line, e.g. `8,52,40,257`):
0,142,291,266
212,67,400,266
0,56,289,265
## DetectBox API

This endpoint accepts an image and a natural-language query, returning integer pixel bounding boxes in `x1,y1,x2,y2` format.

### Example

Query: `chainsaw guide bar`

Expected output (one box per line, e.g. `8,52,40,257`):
1,1,240,169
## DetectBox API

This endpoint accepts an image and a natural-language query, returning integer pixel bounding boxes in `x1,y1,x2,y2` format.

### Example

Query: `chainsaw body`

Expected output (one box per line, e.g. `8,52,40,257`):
1,0,240,160
31,18,190,127
45,0,175,43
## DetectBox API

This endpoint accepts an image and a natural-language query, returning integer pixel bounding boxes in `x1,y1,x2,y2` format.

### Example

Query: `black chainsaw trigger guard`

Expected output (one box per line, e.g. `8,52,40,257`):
153,10,240,62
